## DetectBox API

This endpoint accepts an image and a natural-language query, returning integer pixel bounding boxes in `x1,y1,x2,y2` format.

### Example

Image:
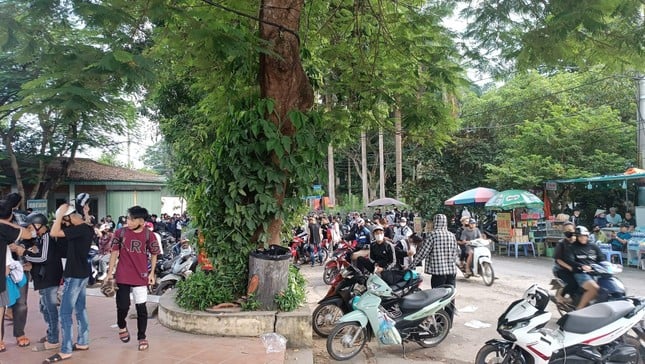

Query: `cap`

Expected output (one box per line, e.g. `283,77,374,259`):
372,225,384,232
400,217,407,222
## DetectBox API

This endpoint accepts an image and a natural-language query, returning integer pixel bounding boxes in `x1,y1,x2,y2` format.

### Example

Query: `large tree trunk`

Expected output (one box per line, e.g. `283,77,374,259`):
258,0,314,245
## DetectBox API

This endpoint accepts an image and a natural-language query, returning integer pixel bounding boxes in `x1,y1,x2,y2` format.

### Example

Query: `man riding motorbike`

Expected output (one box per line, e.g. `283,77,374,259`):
552,222,577,304
458,218,480,277
562,225,606,309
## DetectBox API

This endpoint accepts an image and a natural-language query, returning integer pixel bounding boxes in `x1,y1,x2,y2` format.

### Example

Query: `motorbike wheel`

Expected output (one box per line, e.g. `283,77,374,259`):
475,344,526,364
323,266,339,285
416,309,451,348
480,262,495,286
622,333,645,364
321,248,329,263
326,321,368,361
312,302,345,337
155,281,176,296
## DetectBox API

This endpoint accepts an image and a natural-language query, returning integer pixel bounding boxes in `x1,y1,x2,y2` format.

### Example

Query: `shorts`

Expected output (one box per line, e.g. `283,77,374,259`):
459,245,471,260
574,272,594,287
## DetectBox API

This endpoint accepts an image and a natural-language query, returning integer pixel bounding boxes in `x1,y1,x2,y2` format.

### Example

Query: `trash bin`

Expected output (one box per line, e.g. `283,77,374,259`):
248,245,291,310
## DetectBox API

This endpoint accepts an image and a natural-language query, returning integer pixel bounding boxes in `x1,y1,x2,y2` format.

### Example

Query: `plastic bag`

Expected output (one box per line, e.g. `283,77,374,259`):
377,310,401,345
260,333,287,353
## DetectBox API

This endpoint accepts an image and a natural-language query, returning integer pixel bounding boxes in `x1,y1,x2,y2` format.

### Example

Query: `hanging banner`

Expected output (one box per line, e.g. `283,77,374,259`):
497,212,512,241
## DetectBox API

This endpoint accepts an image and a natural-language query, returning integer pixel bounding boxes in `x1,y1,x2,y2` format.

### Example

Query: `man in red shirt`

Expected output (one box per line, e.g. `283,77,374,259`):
106,206,160,352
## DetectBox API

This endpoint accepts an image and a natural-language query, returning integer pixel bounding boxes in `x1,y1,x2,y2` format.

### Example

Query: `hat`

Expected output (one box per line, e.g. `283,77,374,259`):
469,218,477,224
372,225,384,232
400,217,407,223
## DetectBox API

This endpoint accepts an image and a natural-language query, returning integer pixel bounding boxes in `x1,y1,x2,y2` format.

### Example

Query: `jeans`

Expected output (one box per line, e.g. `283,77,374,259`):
308,243,322,266
11,271,29,337
39,286,60,344
60,277,89,354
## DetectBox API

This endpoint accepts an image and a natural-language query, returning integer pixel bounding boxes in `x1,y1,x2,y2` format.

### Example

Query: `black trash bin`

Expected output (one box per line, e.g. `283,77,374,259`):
248,244,291,310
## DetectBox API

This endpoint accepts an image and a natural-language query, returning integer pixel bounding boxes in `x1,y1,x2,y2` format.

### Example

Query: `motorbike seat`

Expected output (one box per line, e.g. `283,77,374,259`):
558,300,634,334
399,287,454,312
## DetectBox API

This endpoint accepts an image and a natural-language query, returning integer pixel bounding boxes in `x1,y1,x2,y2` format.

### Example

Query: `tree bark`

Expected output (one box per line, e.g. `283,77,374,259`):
258,0,314,245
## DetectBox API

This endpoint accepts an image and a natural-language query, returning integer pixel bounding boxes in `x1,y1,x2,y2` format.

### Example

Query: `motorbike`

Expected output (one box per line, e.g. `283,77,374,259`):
456,238,495,286
154,243,197,295
475,284,645,364
159,231,176,253
326,273,455,361
313,265,423,337
550,261,626,315
322,239,356,285
289,228,329,266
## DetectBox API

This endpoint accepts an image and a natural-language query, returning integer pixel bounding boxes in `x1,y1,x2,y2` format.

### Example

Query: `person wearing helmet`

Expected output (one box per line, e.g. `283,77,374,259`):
350,218,371,261
552,222,578,304
47,202,94,362
393,217,412,243
562,226,606,309
355,225,395,274
106,206,161,352
17,213,64,351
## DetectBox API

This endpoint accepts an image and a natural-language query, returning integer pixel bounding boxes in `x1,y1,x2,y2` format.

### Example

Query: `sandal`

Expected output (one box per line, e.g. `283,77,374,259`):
42,353,71,363
72,343,89,351
138,339,149,351
32,342,61,352
0,341,5,353
119,328,130,343
17,335,30,347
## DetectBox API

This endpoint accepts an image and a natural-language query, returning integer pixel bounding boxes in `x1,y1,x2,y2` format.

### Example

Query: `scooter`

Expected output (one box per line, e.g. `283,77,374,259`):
475,284,645,364
456,238,495,286
326,273,455,361
313,265,423,337
550,261,626,315
154,244,197,295
322,239,356,285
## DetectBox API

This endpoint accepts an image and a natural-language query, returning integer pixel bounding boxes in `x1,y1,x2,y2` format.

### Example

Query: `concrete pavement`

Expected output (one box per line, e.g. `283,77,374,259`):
0,286,285,364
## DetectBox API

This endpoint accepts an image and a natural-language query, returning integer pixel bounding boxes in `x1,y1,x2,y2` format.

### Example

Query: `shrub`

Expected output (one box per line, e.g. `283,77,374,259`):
274,265,307,312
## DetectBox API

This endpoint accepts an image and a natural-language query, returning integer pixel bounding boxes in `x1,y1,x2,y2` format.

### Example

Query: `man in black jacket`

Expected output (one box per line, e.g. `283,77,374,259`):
563,226,606,309
17,213,63,351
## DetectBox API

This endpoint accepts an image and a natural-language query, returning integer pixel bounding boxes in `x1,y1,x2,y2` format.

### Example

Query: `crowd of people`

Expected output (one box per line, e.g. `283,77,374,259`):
0,192,174,363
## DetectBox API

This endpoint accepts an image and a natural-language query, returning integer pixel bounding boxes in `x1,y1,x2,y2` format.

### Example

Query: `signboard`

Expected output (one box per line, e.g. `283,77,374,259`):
27,199,48,215
545,182,557,191
497,212,512,241
313,184,322,191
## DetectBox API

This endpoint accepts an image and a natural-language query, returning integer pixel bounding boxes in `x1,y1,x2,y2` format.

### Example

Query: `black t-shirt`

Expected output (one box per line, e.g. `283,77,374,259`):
0,223,21,293
24,234,64,290
62,224,94,278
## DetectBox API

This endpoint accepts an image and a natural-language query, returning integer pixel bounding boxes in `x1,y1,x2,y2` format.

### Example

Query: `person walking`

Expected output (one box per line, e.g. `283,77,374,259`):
411,214,459,320
106,206,160,352
46,202,93,363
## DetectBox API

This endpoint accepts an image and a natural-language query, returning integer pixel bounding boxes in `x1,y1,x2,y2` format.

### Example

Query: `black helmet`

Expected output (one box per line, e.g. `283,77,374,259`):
523,284,550,311
26,212,48,226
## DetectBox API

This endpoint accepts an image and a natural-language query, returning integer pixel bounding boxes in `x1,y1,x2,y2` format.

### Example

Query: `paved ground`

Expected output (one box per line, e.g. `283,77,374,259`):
1,287,285,364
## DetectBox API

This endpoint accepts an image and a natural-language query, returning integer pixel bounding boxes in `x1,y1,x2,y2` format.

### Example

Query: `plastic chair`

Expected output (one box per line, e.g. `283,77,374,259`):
599,244,623,264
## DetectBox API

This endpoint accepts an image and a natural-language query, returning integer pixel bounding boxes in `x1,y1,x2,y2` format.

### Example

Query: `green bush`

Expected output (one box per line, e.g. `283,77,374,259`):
274,265,307,312
175,269,235,311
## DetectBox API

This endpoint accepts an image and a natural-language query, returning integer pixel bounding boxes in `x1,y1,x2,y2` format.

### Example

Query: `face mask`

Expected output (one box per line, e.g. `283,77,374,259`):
374,233,384,241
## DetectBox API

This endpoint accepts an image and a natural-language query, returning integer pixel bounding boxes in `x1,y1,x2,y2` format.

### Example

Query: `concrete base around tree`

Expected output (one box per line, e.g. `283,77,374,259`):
158,291,312,349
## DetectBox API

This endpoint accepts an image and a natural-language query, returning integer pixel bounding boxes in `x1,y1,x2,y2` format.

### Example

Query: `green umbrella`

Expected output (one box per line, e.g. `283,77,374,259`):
484,189,544,211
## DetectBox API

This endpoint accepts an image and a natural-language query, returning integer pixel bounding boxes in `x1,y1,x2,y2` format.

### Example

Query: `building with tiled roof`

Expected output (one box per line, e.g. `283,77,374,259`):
1,157,170,220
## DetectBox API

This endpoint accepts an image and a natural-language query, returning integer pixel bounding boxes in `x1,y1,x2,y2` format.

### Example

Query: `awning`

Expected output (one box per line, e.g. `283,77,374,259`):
548,169,645,184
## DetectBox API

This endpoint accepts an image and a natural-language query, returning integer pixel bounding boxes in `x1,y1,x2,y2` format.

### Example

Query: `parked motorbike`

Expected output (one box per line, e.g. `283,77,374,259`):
456,238,494,286
475,284,645,364
326,273,454,361
313,265,423,337
289,228,329,265
550,261,625,315
154,243,197,295
322,239,356,285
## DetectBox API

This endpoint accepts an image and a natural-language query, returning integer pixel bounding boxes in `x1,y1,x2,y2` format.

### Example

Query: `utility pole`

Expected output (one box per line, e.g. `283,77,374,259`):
379,127,385,198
